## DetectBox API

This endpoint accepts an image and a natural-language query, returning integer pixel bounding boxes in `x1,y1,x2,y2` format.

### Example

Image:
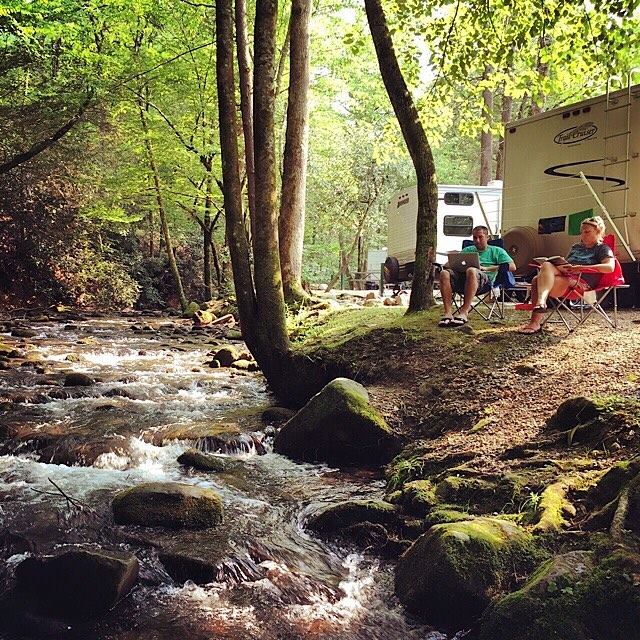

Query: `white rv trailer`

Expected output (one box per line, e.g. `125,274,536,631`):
385,183,503,282
501,82,639,303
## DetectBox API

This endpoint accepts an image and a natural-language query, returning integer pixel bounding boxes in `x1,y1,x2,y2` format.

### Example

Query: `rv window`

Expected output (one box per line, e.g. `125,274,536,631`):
443,215,474,236
537,216,566,235
443,192,474,206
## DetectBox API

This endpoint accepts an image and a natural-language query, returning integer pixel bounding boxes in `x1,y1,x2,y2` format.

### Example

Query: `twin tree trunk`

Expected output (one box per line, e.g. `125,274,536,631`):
279,0,311,303
216,0,292,391
364,0,438,311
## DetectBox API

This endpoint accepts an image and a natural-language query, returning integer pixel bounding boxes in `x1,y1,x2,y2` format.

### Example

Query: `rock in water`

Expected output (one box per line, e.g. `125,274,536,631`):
63,372,94,387
15,548,139,618
112,482,224,529
395,517,537,627
273,377,399,466
306,499,399,534
177,448,226,472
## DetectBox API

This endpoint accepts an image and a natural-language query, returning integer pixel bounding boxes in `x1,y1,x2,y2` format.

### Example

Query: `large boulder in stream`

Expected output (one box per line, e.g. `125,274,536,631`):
479,549,640,640
395,517,538,627
112,482,224,529
14,547,139,618
273,378,399,466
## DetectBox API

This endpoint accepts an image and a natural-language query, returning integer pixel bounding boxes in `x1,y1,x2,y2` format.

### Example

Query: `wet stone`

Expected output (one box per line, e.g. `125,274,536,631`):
63,372,94,387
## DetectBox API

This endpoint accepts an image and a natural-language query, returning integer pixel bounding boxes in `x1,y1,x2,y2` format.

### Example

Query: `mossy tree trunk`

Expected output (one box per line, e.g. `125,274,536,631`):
278,0,311,305
365,0,438,311
217,0,292,392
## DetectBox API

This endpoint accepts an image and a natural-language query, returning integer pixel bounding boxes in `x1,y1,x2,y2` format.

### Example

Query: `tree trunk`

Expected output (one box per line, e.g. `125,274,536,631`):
495,92,512,181
216,0,258,353
252,0,289,357
364,0,438,312
235,0,256,235
531,36,550,115
203,171,213,301
279,0,311,304
480,68,493,185
138,101,189,313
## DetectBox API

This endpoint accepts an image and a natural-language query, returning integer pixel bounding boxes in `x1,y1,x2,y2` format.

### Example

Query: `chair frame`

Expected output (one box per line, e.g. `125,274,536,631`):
451,239,515,321
537,235,628,333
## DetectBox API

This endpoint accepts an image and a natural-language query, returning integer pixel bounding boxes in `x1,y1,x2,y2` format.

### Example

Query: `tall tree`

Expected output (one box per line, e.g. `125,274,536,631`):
217,0,290,389
279,0,312,303
364,0,438,311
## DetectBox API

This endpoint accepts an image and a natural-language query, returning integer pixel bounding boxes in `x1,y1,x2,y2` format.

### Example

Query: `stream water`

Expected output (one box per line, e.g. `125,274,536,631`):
0,317,454,640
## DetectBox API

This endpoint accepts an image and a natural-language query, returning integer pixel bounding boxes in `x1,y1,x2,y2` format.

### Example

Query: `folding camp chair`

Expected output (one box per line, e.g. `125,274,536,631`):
452,239,516,321
530,235,628,333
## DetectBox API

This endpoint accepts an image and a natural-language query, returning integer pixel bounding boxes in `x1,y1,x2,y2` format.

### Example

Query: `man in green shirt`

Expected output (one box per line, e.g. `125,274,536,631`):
438,226,515,327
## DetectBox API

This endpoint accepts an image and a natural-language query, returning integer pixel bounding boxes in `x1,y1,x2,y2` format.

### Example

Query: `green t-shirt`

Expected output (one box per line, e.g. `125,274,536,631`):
461,244,512,283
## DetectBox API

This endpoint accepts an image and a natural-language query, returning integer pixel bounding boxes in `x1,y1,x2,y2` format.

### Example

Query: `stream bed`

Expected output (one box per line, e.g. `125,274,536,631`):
0,316,454,639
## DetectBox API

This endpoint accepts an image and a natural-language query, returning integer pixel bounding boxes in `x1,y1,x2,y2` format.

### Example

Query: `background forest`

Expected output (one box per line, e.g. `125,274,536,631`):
1,0,638,310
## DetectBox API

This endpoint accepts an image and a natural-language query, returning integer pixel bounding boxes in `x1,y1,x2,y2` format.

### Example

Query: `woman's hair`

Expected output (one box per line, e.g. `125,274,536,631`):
581,215,606,239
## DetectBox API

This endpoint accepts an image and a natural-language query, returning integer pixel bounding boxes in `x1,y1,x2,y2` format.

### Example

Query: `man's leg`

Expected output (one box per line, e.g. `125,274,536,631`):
439,269,455,318
456,267,480,319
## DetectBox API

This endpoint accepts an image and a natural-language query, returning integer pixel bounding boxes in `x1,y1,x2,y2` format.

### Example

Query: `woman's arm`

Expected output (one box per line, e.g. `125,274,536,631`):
561,257,615,274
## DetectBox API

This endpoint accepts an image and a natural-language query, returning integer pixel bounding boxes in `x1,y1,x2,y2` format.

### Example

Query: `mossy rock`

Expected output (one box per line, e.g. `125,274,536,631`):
400,479,438,517
231,358,259,372
479,549,640,640
547,397,599,430
15,547,139,618
306,499,399,535
395,517,538,627
434,475,511,513
193,310,215,326
211,346,239,367
273,378,400,467
183,302,201,318
112,482,223,529
423,506,472,527
177,449,225,473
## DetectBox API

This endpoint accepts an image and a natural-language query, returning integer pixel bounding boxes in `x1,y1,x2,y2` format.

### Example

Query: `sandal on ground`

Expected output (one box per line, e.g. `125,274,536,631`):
518,326,542,335
450,316,468,326
438,317,454,327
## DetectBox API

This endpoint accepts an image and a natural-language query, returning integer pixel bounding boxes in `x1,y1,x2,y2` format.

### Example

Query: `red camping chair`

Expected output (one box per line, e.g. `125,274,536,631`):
520,235,628,333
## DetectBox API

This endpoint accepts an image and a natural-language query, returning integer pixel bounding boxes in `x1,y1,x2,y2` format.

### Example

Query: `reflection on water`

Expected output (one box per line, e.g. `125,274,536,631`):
0,317,447,639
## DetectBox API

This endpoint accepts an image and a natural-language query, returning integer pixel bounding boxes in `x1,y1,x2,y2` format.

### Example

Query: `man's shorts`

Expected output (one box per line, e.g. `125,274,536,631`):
447,268,491,295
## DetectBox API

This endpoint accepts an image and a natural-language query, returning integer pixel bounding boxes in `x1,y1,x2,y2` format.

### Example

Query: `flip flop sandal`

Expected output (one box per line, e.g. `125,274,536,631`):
450,317,468,326
438,317,454,327
518,326,542,334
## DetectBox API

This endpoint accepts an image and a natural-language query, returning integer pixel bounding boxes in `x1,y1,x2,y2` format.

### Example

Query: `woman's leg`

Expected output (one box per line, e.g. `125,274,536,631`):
519,264,571,332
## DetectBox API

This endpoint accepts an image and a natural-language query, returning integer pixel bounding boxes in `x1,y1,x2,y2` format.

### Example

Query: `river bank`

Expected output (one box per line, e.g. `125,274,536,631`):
1,304,639,638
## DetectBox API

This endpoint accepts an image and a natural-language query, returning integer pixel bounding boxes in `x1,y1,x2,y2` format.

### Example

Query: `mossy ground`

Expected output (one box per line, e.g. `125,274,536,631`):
292,303,640,550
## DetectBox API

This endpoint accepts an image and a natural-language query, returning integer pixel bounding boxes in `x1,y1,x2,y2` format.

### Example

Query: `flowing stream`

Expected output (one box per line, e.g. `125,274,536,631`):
0,317,451,639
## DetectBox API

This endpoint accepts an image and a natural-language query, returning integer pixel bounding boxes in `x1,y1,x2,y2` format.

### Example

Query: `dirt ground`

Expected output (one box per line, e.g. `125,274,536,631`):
359,306,640,474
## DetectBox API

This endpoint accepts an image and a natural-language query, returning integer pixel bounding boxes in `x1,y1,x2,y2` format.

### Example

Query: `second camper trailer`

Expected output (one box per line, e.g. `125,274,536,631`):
384,183,502,283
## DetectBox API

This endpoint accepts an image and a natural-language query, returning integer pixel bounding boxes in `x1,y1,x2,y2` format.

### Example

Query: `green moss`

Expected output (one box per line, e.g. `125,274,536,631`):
401,479,438,516
480,549,640,640
423,506,471,527
533,482,576,532
395,517,541,627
